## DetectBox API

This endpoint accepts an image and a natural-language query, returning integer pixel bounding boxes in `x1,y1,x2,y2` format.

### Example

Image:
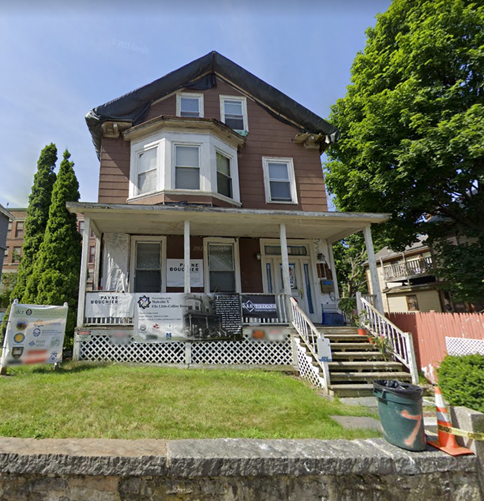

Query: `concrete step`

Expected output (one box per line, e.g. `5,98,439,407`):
319,327,358,334
330,371,412,383
328,361,404,371
328,384,375,398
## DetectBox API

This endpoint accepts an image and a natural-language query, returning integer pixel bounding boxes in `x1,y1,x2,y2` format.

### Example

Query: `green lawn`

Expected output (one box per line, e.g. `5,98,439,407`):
0,363,380,440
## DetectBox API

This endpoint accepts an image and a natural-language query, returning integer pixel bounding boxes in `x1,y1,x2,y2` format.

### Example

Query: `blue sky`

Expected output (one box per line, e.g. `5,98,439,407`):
0,0,392,208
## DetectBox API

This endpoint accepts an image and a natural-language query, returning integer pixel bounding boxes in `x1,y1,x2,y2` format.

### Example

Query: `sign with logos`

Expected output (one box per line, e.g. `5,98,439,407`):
134,293,241,342
0,302,68,367
85,292,135,318
241,294,278,320
317,337,332,363
166,259,203,287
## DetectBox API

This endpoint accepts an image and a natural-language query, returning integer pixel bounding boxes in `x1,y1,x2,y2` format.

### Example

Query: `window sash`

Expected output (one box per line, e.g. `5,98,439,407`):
135,242,162,293
175,145,200,190
180,97,200,117
222,99,245,130
216,152,232,198
208,243,235,293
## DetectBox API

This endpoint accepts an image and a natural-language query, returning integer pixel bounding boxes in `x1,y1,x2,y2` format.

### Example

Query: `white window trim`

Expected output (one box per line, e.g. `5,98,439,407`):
173,142,202,191
176,92,204,118
219,95,248,132
129,236,167,293
203,237,241,294
262,156,298,204
215,147,234,200
129,131,240,203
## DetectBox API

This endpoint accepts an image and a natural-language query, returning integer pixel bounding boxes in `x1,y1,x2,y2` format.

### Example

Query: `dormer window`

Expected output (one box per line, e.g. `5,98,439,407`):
137,147,157,195
177,93,204,118
220,95,248,132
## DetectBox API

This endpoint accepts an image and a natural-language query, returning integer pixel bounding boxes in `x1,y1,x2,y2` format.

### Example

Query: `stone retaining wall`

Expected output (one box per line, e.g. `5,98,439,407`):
0,437,482,500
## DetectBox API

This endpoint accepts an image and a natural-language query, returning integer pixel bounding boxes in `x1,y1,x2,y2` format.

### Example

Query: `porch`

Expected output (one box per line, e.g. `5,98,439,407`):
68,202,407,394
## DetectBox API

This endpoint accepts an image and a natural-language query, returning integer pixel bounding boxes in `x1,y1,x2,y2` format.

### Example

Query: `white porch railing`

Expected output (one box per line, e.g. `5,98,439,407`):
290,297,331,393
383,256,434,281
359,296,419,384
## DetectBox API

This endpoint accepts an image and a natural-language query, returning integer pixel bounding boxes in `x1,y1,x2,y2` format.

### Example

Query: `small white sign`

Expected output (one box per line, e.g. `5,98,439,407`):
85,293,134,318
317,337,332,362
166,259,203,287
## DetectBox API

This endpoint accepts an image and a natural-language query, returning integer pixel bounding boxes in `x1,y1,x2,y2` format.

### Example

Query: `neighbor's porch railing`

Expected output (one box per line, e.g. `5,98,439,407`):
290,297,331,393
357,295,419,384
383,256,434,281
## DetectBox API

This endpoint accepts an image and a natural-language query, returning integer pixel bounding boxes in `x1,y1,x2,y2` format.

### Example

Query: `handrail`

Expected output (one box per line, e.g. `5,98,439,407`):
359,297,419,384
290,297,331,393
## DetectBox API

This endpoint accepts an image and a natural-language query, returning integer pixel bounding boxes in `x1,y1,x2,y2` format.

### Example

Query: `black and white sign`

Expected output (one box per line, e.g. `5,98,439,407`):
134,293,242,342
166,259,203,287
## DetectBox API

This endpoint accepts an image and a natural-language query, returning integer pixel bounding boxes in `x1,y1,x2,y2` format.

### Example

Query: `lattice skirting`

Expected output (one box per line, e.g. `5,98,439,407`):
295,339,325,389
446,337,484,357
78,333,293,367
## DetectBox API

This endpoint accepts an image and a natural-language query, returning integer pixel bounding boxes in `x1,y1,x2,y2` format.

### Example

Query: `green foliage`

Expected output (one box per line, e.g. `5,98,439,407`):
24,150,81,342
438,354,484,412
324,0,484,302
332,233,369,298
1,144,57,334
0,273,17,308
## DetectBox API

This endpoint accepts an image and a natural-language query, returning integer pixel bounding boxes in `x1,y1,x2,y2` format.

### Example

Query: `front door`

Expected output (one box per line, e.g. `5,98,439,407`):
265,256,317,323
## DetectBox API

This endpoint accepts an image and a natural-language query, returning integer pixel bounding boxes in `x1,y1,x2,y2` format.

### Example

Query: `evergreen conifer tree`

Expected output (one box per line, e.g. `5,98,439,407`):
1,144,57,334
25,150,82,340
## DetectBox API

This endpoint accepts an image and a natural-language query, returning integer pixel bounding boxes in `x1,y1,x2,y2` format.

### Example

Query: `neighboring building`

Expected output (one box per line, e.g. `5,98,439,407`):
2,208,96,289
0,205,14,278
365,235,470,313
71,51,389,363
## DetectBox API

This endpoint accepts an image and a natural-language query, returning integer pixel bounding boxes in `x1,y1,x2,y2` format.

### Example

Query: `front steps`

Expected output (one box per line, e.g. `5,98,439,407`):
322,326,412,397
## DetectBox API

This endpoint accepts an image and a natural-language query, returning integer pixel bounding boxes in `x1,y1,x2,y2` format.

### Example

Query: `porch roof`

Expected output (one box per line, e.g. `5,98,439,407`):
67,202,390,242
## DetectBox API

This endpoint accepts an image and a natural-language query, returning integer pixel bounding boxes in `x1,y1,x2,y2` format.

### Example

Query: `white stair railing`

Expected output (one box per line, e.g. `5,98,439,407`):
290,297,331,393
358,296,419,384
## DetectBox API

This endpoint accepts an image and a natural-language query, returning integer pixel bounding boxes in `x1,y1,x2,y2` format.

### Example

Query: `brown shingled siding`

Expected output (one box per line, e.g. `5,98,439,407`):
97,78,328,211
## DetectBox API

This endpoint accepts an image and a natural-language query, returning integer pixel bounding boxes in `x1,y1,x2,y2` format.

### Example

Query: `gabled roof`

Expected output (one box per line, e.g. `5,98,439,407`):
85,51,340,159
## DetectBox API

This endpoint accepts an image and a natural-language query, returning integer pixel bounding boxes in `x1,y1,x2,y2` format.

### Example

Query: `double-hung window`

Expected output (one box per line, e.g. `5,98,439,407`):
262,157,298,204
220,96,248,132
134,241,162,292
137,148,157,195
177,93,203,118
175,145,200,190
207,242,236,293
216,152,232,199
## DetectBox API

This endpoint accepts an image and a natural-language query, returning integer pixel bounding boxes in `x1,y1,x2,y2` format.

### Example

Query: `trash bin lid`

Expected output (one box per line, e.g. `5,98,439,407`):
373,380,422,400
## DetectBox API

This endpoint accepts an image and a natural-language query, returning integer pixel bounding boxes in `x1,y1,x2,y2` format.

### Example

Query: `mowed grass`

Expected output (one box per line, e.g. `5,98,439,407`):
0,363,380,440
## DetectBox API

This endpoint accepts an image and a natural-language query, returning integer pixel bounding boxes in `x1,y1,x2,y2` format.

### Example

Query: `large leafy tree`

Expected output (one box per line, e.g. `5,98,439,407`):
1,144,57,334
324,0,484,302
24,150,82,341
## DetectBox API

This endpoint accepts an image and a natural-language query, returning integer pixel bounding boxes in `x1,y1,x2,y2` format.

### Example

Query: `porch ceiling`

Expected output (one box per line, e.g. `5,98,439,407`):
67,202,390,242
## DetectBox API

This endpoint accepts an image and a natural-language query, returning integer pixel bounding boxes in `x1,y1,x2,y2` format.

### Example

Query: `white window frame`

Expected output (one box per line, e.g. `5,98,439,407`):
130,140,164,198
262,156,298,204
203,237,241,294
215,148,234,199
174,143,201,191
219,95,248,132
176,92,204,118
129,236,167,293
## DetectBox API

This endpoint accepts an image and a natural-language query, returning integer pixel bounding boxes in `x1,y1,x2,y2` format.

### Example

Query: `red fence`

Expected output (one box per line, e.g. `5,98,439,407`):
386,311,484,377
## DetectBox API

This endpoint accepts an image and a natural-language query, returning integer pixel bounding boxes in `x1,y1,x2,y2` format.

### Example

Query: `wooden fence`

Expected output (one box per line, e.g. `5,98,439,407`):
386,311,484,378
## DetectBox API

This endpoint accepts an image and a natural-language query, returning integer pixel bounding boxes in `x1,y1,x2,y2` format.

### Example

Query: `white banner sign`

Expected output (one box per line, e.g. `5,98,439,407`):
1,302,68,367
85,293,135,318
166,259,203,287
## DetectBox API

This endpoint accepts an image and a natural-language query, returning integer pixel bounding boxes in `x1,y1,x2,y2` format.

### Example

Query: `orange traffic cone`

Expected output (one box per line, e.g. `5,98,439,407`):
427,384,473,456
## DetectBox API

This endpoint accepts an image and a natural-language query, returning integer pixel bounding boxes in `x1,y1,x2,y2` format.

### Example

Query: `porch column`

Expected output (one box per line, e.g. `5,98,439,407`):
363,224,384,314
77,216,90,328
184,220,190,293
279,223,291,299
327,242,340,299
93,234,101,290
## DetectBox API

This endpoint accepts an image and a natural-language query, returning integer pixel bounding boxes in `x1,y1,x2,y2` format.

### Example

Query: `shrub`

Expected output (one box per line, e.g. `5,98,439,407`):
438,354,484,413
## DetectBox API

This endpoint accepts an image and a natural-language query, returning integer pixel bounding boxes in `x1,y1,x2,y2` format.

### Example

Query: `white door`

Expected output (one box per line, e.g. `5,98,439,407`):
265,257,318,323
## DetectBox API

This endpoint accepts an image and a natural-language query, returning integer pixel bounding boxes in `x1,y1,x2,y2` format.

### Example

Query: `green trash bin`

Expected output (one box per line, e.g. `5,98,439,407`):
373,380,426,452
